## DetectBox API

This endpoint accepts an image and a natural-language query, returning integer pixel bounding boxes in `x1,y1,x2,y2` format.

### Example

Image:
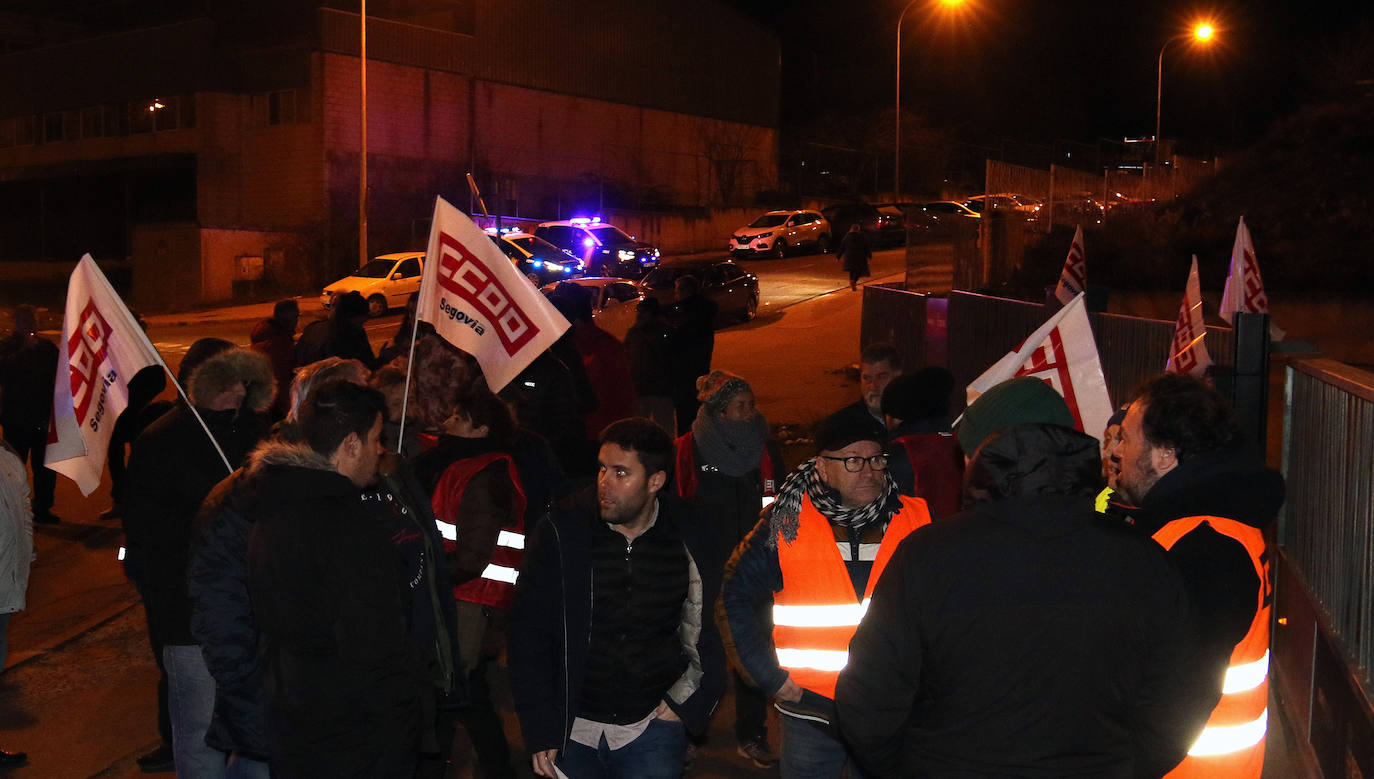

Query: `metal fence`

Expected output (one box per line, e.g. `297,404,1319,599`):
1280,359,1374,689
946,291,1235,413
859,284,928,374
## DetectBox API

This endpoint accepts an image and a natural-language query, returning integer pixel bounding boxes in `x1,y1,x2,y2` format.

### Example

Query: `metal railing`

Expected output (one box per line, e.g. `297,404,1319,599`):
1280,358,1374,692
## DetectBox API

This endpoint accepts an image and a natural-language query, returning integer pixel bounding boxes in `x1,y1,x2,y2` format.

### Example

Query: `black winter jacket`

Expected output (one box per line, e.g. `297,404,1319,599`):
507,489,726,755
127,404,268,646
246,445,422,777
835,423,1214,779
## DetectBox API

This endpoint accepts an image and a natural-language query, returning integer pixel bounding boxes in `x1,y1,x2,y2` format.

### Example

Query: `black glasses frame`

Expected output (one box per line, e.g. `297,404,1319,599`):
819,454,890,473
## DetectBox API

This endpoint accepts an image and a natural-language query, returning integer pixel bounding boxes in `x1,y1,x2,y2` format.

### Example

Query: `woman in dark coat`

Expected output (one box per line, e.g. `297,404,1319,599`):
838,223,872,291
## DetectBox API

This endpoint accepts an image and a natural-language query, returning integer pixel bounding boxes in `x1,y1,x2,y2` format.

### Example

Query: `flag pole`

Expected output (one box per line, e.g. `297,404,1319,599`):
396,303,422,453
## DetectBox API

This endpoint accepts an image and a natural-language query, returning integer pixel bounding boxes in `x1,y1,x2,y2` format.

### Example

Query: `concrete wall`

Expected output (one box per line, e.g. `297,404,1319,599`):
130,223,202,310
604,207,771,254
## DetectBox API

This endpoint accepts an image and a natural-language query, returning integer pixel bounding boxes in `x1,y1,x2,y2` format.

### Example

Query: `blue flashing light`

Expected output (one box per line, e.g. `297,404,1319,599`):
583,238,596,248
531,261,543,269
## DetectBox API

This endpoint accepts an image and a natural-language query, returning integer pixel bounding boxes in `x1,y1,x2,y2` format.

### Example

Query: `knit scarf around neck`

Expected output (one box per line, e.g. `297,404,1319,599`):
767,458,898,547
691,407,768,477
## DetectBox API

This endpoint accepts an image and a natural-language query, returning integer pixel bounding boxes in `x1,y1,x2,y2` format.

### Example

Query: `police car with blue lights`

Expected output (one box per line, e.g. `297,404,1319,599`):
485,228,586,285
534,217,661,279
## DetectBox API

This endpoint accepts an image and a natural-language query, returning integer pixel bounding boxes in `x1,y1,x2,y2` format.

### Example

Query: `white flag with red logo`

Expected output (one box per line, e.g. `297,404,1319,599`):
966,293,1114,441
1165,255,1212,378
1220,216,1285,340
415,196,569,392
46,254,168,495
1053,225,1086,305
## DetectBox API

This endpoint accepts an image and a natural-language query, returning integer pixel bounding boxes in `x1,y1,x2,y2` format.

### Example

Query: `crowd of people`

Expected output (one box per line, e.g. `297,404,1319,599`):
0,288,1284,779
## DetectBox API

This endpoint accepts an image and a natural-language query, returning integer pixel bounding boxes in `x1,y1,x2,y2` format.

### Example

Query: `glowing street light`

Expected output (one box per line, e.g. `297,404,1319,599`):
1156,21,1218,164
895,0,966,202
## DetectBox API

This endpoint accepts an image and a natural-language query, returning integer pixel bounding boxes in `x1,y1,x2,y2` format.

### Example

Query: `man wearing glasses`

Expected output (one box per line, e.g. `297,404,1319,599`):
717,415,931,778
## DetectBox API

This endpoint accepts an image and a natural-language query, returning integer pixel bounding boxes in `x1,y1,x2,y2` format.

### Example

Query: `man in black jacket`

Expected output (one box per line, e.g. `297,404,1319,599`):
835,377,1211,778
126,345,274,777
509,418,725,779
246,380,422,777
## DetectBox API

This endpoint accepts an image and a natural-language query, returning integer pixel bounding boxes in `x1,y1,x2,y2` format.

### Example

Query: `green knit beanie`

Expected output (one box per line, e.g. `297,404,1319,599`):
956,377,1075,454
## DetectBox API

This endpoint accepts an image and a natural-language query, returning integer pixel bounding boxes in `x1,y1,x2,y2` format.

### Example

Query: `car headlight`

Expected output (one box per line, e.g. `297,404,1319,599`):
618,249,636,261
756,232,773,239
652,248,660,257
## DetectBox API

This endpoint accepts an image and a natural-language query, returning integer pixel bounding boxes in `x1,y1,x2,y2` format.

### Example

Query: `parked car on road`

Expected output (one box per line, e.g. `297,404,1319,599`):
321,252,423,316
639,258,760,325
907,201,981,241
729,209,831,258
540,277,643,339
535,218,661,279
488,229,585,285
820,202,905,247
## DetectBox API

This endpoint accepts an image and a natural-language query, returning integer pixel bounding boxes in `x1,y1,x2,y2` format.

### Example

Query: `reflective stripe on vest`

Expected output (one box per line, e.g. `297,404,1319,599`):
479,562,520,585
1153,515,1270,777
772,494,931,699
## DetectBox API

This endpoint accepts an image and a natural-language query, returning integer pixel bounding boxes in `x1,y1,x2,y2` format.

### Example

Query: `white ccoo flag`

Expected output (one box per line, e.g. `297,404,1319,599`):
966,293,1114,441
1165,255,1213,378
1053,225,1086,305
415,196,569,392
46,254,168,495
1220,216,1285,340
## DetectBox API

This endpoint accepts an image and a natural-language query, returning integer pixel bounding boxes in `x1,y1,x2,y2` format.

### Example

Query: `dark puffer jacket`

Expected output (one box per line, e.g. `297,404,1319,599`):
126,349,274,647
835,423,1214,779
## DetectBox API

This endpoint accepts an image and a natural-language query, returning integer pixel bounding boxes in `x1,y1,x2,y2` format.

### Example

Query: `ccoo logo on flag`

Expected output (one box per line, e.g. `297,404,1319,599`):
68,299,116,427
434,231,541,356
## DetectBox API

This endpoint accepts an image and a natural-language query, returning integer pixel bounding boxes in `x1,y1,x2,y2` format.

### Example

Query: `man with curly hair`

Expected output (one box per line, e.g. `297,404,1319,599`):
1111,374,1285,779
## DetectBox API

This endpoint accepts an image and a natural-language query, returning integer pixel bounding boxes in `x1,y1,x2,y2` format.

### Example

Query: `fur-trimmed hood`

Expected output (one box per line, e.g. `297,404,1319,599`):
189,348,275,412
246,438,334,475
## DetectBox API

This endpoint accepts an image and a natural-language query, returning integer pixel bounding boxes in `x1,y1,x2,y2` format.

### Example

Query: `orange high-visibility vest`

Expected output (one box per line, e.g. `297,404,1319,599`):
773,493,931,699
1153,516,1270,779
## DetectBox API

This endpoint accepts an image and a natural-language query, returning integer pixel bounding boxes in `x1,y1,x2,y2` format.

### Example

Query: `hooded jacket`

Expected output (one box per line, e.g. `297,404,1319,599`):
835,423,1213,779
126,349,274,646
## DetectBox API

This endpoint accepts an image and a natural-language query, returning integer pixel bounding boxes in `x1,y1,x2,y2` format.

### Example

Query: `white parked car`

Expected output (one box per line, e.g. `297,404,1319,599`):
321,252,424,316
729,209,831,259
539,277,643,339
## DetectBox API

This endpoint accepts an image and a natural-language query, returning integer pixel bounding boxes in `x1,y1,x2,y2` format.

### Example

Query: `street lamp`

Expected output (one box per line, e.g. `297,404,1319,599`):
895,0,964,202
1155,22,1216,165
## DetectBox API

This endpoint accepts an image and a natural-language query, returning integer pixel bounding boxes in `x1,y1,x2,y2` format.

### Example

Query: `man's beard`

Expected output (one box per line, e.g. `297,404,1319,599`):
600,491,651,525
1116,450,1160,505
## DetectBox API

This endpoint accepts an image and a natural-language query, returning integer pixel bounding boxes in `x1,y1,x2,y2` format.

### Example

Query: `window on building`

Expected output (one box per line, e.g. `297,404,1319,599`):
268,90,296,125
154,96,179,131
81,106,104,139
103,104,122,136
130,100,156,134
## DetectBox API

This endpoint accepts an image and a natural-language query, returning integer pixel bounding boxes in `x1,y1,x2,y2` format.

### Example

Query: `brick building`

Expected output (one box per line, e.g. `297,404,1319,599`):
0,0,779,307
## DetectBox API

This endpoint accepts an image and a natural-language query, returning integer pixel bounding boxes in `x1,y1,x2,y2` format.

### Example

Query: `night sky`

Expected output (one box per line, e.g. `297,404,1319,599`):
728,0,1374,156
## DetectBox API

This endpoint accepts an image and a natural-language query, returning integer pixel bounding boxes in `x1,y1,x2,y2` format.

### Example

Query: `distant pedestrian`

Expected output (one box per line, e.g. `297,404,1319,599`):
625,297,676,433
673,371,780,769
293,291,378,369
250,299,300,420
837,224,871,291
127,345,275,778
509,418,725,779
667,275,718,435
0,439,30,768
0,305,60,524
247,381,423,776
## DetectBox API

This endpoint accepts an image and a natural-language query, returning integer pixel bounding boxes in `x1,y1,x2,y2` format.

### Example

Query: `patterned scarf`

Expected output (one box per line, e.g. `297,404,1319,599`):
767,457,899,547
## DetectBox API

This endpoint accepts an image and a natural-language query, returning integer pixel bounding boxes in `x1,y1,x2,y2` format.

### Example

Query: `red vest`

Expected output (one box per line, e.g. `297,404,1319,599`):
673,431,777,506
1153,516,1270,779
772,494,931,699
430,452,528,610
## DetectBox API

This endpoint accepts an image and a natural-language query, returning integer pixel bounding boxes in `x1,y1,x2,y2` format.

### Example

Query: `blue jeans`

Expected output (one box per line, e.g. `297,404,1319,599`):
225,753,271,779
163,644,227,779
557,718,687,779
779,712,869,779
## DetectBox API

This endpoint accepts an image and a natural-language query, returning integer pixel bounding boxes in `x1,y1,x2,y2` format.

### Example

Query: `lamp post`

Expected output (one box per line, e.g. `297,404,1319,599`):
895,0,963,202
1155,22,1214,166
359,0,368,268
